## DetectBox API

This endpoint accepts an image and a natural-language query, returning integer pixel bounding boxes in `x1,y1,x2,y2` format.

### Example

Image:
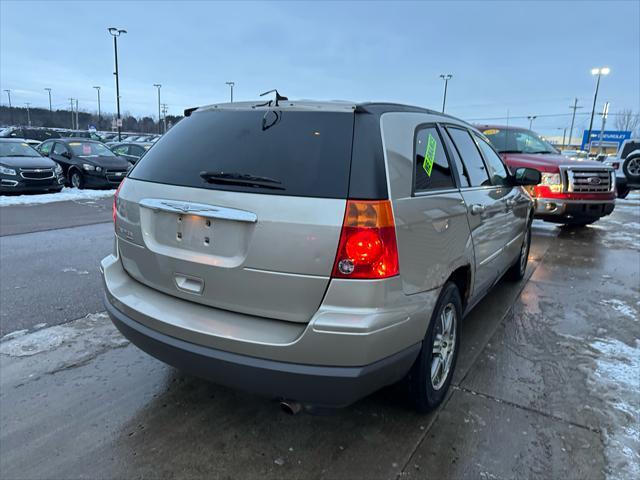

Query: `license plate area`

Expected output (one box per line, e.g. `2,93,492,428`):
158,212,215,251
139,207,253,268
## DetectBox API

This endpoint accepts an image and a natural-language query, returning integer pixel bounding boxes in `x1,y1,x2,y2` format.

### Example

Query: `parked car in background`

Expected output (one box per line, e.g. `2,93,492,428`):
37,138,130,189
0,138,64,194
479,125,615,226
0,126,60,142
103,101,541,413
602,138,640,198
109,142,152,164
58,130,105,142
560,149,588,160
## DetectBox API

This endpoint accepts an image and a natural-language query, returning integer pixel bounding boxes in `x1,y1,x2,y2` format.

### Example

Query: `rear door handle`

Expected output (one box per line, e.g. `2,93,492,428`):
470,204,486,215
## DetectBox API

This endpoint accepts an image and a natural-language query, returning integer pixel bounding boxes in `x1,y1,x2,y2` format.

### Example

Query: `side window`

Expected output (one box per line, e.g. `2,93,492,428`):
113,145,128,155
53,142,68,155
475,135,511,186
414,126,455,192
129,145,144,156
39,141,53,155
446,127,491,187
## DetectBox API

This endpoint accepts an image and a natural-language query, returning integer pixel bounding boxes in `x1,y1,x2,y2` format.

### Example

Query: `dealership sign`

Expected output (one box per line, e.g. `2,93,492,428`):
581,130,631,150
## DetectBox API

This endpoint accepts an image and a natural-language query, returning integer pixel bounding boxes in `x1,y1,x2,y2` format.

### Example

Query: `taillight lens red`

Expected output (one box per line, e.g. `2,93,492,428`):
332,200,399,279
113,179,125,224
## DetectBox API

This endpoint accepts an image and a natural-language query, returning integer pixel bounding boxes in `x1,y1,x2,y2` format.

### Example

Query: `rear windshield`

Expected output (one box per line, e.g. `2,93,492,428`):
130,109,354,198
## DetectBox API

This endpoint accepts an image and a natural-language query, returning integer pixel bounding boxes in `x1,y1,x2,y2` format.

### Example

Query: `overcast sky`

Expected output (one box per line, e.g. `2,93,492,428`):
1,0,638,137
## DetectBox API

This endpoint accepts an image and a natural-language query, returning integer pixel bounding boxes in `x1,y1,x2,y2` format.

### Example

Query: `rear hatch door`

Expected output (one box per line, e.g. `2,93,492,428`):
116,107,354,323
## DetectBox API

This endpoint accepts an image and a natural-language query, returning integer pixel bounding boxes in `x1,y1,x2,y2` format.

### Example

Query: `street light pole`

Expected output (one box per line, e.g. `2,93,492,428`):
4,89,12,124
598,102,610,155
225,81,235,102
93,86,101,129
75,99,79,130
153,84,162,134
439,74,452,113
44,88,52,126
108,27,127,141
527,115,537,129
25,102,31,126
587,67,610,152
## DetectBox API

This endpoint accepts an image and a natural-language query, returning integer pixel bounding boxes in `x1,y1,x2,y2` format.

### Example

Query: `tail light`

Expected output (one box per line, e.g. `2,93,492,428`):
112,179,125,224
331,200,399,279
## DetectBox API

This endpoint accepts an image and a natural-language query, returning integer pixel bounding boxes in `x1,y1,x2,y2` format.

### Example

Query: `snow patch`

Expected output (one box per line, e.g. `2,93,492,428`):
0,188,115,207
0,312,116,357
588,337,640,479
62,267,90,275
600,299,638,321
1,329,28,341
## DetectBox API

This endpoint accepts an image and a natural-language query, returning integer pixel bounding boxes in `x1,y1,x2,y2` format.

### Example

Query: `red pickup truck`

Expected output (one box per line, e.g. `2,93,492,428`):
479,125,615,226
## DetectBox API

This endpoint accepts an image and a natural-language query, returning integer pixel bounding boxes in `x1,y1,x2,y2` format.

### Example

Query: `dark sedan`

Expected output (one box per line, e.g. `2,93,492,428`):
0,139,64,194
109,142,152,164
37,138,130,189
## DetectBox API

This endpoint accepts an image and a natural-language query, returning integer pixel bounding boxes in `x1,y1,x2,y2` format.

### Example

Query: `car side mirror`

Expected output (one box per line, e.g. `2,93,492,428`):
62,151,72,159
512,167,541,186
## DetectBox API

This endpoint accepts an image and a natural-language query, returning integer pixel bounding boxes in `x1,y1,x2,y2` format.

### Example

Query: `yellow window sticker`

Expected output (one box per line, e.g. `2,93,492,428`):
483,129,499,135
423,134,437,176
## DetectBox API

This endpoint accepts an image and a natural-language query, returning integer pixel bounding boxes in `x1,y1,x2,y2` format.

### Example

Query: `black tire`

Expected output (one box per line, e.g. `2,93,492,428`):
69,169,85,189
507,224,531,281
622,155,640,182
617,186,630,199
408,282,462,413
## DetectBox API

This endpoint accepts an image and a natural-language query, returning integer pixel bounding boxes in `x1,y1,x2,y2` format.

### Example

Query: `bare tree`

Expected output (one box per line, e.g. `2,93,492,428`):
614,109,640,136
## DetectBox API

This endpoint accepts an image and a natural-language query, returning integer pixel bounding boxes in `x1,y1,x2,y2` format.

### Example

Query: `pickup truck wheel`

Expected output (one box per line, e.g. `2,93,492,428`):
409,282,461,413
623,155,640,181
507,225,531,281
617,186,630,199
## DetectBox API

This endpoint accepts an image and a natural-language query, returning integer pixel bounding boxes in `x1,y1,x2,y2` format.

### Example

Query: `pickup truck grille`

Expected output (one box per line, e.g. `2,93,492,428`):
566,168,613,193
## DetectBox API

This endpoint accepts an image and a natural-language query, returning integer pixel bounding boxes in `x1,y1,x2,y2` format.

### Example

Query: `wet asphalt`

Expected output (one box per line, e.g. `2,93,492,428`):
0,193,638,479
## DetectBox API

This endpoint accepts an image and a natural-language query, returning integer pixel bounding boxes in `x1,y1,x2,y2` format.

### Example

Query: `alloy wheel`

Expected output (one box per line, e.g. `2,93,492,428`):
430,303,457,390
628,158,640,176
520,228,530,274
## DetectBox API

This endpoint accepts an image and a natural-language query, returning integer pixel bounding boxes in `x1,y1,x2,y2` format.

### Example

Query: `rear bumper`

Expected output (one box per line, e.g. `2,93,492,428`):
105,294,420,407
533,197,615,223
101,252,437,407
83,171,126,188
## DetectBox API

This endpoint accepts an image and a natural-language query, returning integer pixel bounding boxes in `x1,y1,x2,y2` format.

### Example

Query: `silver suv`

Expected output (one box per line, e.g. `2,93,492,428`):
101,101,541,412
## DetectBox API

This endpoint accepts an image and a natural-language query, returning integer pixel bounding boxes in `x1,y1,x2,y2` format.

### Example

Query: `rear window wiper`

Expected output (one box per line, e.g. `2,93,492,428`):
199,171,285,190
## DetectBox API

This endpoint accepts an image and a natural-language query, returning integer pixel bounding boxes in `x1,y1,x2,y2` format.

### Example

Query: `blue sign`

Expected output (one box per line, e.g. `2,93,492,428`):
581,130,631,150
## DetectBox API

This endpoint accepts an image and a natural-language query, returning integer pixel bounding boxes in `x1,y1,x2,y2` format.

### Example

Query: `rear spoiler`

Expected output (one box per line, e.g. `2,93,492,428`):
184,106,199,117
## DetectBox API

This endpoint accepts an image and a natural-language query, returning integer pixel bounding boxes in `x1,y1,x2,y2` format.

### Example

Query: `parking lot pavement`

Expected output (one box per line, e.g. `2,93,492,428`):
0,196,113,236
0,195,638,479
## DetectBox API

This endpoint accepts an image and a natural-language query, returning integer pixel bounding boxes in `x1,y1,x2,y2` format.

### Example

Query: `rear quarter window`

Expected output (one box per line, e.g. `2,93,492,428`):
413,126,455,192
130,110,355,198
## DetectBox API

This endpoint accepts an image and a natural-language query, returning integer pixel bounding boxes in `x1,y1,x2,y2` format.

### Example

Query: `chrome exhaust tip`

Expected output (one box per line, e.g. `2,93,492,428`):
279,400,303,415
